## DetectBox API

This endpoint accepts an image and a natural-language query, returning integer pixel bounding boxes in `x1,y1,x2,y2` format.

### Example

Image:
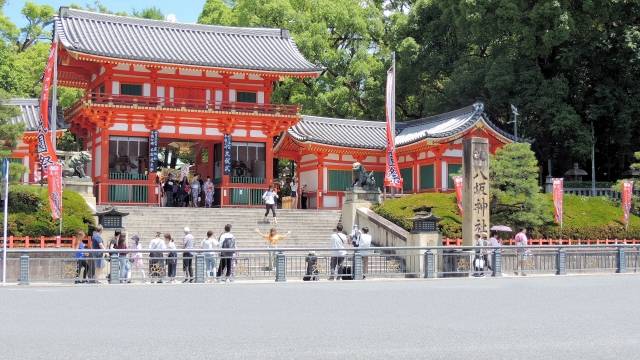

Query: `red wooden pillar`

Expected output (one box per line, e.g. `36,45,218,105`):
99,127,110,204
266,137,274,185
316,154,326,209
412,153,419,193
434,147,443,192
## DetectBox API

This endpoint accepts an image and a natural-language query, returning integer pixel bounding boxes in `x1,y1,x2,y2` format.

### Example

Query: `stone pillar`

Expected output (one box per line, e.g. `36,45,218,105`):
195,254,205,283
462,137,490,246
275,251,286,282
19,255,29,285
407,210,442,277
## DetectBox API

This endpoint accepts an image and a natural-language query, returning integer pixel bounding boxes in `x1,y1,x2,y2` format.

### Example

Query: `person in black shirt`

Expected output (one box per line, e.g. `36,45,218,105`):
163,174,175,207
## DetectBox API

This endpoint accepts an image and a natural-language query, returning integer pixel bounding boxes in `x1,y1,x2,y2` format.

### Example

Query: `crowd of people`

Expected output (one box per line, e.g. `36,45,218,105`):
159,173,215,208
73,221,376,284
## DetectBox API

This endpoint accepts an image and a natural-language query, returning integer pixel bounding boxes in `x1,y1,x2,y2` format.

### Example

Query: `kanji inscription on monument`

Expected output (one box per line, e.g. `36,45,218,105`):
463,137,490,246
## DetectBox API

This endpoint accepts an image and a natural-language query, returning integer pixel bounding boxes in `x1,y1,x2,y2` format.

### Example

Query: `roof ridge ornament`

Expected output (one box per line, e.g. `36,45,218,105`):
473,102,484,113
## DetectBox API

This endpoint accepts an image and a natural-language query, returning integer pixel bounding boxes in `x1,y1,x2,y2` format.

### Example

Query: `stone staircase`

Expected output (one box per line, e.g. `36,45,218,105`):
113,207,342,249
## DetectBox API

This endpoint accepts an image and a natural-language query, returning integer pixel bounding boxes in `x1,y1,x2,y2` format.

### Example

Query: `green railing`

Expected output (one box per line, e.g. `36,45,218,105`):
230,176,264,184
109,172,148,180
229,188,264,206
108,184,148,203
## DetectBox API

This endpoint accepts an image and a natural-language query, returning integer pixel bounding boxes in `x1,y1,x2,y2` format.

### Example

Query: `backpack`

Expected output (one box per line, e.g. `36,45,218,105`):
221,235,235,249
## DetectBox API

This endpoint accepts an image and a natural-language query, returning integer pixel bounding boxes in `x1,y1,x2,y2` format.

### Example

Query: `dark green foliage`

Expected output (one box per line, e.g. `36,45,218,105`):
374,192,640,239
1,185,95,236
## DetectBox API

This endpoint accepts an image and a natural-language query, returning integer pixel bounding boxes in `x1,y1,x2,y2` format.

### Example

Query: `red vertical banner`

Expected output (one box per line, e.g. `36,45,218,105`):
622,180,634,230
47,164,63,220
36,40,59,174
383,58,403,189
453,175,463,215
552,178,564,227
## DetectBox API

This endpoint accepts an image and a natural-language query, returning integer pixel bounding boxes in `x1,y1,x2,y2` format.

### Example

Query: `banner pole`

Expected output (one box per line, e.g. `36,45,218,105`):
2,158,9,285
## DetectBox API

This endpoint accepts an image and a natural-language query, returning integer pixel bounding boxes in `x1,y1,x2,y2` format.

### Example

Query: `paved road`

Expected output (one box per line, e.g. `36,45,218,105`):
1,275,640,359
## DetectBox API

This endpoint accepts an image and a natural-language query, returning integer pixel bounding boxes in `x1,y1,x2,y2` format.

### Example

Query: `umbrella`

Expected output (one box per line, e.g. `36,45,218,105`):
490,225,513,232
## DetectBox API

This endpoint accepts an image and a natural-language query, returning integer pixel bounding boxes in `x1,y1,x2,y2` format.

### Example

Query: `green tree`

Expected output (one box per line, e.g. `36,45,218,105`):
198,0,389,120
490,143,547,230
395,0,640,181
17,2,55,52
0,91,25,157
132,6,164,20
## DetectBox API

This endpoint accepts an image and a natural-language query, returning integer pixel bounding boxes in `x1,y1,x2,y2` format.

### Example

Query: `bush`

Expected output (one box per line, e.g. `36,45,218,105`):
0,185,95,237
374,192,640,239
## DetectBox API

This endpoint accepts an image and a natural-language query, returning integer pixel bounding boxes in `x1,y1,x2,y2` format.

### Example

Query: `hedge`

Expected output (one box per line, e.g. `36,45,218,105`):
1,185,95,236
373,192,640,239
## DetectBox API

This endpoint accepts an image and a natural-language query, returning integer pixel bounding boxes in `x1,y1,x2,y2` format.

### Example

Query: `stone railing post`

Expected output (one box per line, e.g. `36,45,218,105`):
19,255,29,285
617,247,626,274
195,254,205,283
110,254,120,284
275,251,286,282
424,249,436,278
353,251,363,280
556,248,566,275
492,249,502,277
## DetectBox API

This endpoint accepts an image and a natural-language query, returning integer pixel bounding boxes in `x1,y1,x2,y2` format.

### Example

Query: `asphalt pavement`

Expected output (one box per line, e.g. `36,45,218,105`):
1,275,639,359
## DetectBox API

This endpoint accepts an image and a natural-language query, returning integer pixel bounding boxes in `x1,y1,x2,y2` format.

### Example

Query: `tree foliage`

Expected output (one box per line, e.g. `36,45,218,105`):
0,91,25,157
394,0,640,180
198,0,388,119
490,143,547,229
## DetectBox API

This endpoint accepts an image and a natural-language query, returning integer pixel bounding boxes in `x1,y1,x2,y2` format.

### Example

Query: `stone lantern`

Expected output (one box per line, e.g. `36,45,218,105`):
410,206,441,233
95,206,129,230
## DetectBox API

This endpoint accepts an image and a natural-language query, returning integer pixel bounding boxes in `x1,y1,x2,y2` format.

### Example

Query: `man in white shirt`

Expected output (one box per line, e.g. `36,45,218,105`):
358,227,372,277
515,228,529,276
329,224,348,280
201,230,219,281
262,186,279,224
183,227,195,283
148,231,166,283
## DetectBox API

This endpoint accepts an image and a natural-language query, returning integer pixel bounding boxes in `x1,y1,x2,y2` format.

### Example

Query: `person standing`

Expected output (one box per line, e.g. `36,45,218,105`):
191,175,201,208
488,231,501,272
350,224,361,247
358,227,372,277
262,186,279,224
201,230,219,281
515,228,529,276
301,184,308,209
74,231,89,284
329,224,347,280
88,225,105,283
163,174,175,207
204,176,215,208
217,224,236,283
255,228,290,271
149,232,166,283
130,235,146,282
182,227,195,283
116,232,130,283
166,234,178,283
290,178,298,209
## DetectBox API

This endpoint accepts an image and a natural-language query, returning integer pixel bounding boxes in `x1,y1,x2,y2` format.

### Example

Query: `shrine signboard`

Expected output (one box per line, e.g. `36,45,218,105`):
462,137,490,246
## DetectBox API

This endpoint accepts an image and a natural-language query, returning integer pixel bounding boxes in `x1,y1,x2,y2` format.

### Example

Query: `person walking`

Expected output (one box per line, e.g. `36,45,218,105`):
487,231,501,272
358,227,372,277
216,224,236,283
262,186,278,224
166,234,178,283
255,228,290,271
201,230,219,281
515,228,529,276
329,224,347,280
204,176,215,208
182,227,195,282
74,231,89,284
88,225,105,283
191,174,201,208
130,235,146,282
149,232,166,283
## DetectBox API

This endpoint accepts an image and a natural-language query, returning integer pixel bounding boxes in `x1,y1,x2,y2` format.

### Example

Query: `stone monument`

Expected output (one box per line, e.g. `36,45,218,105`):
342,162,382,232
462,137,490,246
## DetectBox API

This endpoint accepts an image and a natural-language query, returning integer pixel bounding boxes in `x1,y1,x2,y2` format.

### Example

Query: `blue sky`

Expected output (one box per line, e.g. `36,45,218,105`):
4,0,205,27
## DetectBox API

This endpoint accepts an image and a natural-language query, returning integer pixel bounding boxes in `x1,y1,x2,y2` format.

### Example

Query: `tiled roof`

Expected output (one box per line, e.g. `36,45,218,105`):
2,98,66,131
287,102,514,149
54,7,322,74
